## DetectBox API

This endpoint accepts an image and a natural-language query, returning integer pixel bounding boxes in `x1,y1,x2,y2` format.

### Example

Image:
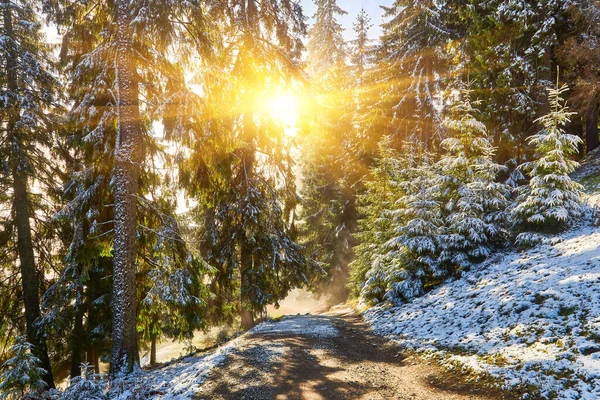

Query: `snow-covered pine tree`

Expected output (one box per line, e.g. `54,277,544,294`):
136,195,212,366
60,363,107,400
180,0,310,331
0,0,61,389
349,8,372,80
45,0,220,375
350,140,428,303
355,0,458,151
435,88,510,272
511,82,584,239
558,0,600,153
462,0,567,162
306,0,347,78
350,143,404,303
0,337,47,399
380,161,443,303
300,0,358,303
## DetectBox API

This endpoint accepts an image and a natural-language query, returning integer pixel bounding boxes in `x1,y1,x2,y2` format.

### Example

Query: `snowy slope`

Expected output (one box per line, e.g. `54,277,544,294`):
364,214,600,399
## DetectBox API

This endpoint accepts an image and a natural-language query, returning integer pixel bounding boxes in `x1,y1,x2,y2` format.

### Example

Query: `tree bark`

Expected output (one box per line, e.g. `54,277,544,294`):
585,95,599,153
110,0,142,376
3,0,55,389
239,74,257,330
150,333,157,366
70,298,84,378
89,346,100,374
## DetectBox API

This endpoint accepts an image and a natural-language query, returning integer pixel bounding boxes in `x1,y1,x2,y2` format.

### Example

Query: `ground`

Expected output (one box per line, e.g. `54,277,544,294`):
193,307,501,400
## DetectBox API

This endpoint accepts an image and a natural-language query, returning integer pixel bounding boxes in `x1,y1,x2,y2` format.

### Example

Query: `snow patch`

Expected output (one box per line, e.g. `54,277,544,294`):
251,315,339,338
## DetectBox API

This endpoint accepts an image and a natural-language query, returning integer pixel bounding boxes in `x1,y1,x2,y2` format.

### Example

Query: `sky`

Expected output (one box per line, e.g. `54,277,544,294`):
300,0,387,40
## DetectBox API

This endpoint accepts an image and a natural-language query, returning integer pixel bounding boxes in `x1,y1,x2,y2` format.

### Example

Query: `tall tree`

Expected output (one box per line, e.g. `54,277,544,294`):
463,0,569,162
558,0,600,153
357,0,459,151
306,0,347,77
300,0,357,303
349,8,372,79
45,0,219,375
0,0,60,388
180,0,309,330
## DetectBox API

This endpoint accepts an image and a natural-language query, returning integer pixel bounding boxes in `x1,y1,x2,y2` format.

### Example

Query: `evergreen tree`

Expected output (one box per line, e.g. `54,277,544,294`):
0,337,47,399
511,82,584,237
301,0,358,303
181,0,309,330
350,141,432,303
558,0,600,153
306,0,347,78
349,8,372,79
435,89,510,271
462,0,569,162
0,0,60,388
355,0,460,152
45,0,219,374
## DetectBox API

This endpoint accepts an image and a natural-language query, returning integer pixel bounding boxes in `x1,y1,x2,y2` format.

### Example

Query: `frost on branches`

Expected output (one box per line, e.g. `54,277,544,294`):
435,89,511,271
355,90,512,306
0,337,47,400
511,82,584,244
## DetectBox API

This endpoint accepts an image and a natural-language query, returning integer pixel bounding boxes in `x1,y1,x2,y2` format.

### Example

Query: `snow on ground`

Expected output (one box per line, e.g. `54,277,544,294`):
251,315,339,338
364,216,600,399
110,336,242,400
107,315,337,399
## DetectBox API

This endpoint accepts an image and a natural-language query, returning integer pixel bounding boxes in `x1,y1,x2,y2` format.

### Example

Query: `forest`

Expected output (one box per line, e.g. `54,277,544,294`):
1,0,599,399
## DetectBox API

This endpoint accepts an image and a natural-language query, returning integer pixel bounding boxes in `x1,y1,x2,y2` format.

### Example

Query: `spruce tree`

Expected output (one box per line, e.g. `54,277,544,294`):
435,89,510,271
0,337,47,399
356,0,459,151
462,0,568,162
306,0,347,78
301,0,358,303
349,8,372,79
511,82,584,237
0,0,60,388
45,0,219,375
181,0,309,330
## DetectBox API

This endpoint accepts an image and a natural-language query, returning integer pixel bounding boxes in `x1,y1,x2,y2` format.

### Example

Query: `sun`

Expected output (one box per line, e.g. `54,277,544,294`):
267,92,299,135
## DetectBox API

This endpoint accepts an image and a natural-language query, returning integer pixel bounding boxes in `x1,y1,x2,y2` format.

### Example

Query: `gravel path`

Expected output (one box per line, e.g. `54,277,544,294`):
194,307,505,400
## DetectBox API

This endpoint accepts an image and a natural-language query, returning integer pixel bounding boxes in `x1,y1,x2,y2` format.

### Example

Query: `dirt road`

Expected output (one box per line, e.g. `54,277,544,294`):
194,307,503,400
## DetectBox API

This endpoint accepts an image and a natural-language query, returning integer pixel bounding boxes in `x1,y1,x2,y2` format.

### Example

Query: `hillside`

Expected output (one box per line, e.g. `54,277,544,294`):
364,197,600,399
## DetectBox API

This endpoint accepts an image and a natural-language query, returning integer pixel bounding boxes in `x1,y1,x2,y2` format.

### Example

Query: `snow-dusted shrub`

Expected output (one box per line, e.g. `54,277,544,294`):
60,363,107,400
0,337,47,400
511,83,584,234
359,261,388,304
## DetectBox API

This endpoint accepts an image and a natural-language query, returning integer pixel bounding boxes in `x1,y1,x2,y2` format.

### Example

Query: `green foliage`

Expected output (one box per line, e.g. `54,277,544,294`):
0,337,47,400
512,83,584,235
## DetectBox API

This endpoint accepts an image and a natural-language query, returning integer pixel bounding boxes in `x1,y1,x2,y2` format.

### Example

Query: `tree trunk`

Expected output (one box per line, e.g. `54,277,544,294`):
110,0,142,376
3,1,55,389
89,346,100,374
585,95,599,153
239,95,256,331
240,239,255,331
150,333,157,366
70,298,84,378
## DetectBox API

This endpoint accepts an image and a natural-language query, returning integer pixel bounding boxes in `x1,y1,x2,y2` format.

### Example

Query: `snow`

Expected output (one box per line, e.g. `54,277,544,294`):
107,337,242,400
251,315,339,338
62,315,337,399
364,209,600,398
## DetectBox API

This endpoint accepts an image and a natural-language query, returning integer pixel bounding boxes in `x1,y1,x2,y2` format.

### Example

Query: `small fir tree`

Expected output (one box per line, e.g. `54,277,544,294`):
435,89,510,271
511,82,584,237
0,337,47,400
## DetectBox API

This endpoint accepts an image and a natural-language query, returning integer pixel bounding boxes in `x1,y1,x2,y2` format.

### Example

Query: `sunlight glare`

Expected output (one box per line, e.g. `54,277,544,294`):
267,92,299,136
